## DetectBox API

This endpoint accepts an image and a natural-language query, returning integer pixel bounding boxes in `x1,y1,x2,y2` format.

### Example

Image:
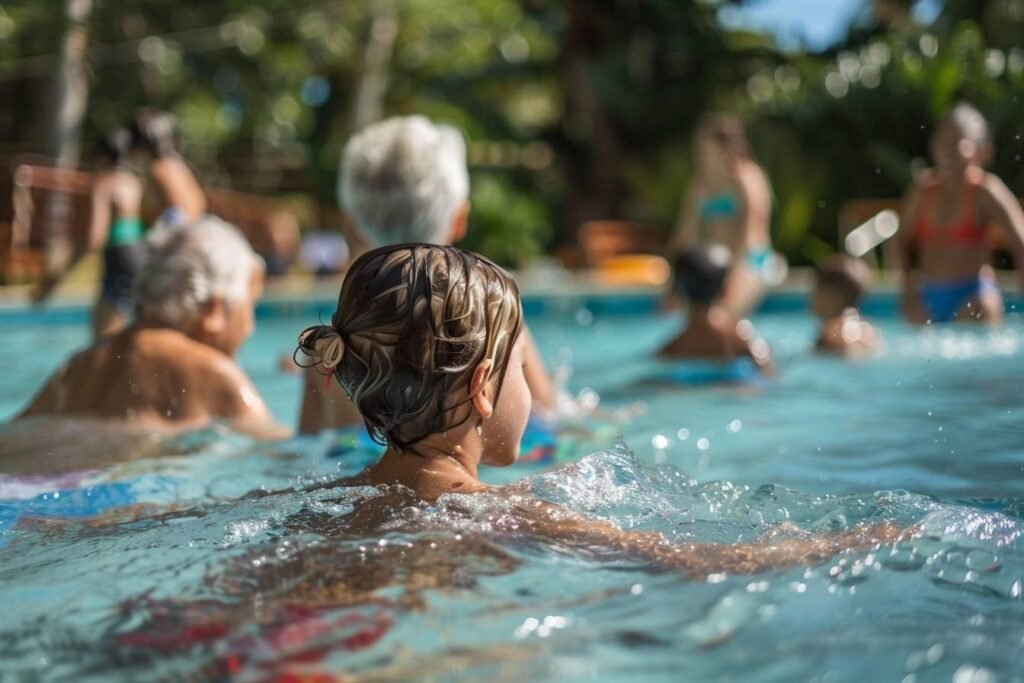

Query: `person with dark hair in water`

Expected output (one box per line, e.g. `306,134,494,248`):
811,255,879,357
129,108,206,226
657,244,772,380
32,128,146,337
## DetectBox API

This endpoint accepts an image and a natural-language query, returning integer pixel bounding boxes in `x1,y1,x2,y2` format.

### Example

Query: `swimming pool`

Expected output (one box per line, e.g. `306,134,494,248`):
1,295,1023,681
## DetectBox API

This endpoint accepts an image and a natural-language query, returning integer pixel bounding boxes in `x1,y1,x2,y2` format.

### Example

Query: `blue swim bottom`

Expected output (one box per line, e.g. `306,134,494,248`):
919,275,997,323
661,357,762,386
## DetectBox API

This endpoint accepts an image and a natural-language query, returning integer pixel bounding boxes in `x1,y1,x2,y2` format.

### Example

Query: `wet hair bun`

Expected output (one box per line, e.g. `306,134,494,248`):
296,243,523,451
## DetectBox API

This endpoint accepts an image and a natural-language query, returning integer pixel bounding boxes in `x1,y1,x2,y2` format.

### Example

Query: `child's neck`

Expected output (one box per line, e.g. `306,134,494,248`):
367,433,484,502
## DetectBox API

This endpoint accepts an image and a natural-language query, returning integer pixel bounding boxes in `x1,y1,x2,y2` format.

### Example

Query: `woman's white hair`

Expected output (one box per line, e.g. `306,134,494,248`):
135,216,262,329
339,115,469,246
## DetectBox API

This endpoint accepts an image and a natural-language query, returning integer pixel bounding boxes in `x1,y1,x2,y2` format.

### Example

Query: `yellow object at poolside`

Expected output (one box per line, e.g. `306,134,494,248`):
591,255,670,287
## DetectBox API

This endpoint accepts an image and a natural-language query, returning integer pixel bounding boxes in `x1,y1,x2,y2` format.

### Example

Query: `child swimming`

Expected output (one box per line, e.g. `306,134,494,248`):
296,243,901,575
898,102,1024,324
811,255,879,357
658,244,772,379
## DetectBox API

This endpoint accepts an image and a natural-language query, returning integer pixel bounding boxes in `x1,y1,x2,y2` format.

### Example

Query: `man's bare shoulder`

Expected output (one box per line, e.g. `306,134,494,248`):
131,329,244,387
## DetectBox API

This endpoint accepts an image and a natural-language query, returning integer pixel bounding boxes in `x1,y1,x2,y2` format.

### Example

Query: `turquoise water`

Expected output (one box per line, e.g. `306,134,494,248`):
1,299,1023,681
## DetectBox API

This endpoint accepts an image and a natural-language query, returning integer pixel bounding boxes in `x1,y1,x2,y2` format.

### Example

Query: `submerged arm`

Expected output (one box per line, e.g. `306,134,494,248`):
514,501,901,579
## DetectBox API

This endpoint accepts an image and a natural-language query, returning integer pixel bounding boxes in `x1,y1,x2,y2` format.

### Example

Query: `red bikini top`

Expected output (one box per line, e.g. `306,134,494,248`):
914,173,987,247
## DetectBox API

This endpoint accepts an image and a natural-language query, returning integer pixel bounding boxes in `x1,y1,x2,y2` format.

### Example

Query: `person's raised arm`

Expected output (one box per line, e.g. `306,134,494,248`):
736,162,773,246
979,174,1024,290
209,357,291,440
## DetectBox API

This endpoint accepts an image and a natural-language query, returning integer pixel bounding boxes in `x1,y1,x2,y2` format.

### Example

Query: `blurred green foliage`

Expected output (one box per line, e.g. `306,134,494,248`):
1,0,1023,266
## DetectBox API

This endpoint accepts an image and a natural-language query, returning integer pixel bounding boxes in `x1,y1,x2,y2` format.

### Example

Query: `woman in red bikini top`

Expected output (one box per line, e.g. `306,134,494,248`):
898,103,1024,325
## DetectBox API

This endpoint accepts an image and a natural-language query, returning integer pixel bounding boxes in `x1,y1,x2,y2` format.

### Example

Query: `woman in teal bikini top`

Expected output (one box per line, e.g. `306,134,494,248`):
671,115,777,317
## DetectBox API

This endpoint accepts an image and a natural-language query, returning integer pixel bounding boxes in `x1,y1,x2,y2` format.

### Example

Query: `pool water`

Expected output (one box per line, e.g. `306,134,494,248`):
1,300,1023,681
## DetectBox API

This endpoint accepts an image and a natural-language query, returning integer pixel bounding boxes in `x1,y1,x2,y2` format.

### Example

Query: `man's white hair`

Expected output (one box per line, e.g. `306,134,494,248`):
339,115,469,246
135,216,262,329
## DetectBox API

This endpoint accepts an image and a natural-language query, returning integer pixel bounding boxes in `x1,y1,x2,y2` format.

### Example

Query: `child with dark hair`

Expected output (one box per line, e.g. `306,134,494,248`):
658,244,772,380
812,256,879,356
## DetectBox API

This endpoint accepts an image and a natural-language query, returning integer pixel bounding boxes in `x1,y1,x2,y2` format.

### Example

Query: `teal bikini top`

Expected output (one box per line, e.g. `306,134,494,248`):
107,216,145,248
698,191,740,223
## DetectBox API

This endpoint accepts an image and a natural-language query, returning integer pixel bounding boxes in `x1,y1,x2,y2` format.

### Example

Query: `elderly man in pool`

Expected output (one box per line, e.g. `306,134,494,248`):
16,217,289,440
297,115,555,433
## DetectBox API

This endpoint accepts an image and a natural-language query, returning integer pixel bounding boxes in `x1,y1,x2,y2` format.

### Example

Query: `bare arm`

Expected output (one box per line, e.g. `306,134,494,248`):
151,158,207,222
736,162,773,247
979,174,1024,287
297,365,364,434
210,358,291,440
86,177,113,251
744,334,774,374
521,325,555,413
514,500,902,579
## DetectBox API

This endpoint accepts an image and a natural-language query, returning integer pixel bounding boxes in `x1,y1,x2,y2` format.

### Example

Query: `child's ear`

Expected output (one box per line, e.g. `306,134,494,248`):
469,358,494,419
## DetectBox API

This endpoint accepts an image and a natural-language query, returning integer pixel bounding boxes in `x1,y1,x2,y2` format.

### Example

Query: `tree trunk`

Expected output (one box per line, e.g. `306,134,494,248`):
44,0,92,274
350,0,398,132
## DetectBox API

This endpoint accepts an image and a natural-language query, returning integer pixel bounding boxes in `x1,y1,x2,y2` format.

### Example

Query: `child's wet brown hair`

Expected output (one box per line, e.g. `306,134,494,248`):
297,244,523,452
